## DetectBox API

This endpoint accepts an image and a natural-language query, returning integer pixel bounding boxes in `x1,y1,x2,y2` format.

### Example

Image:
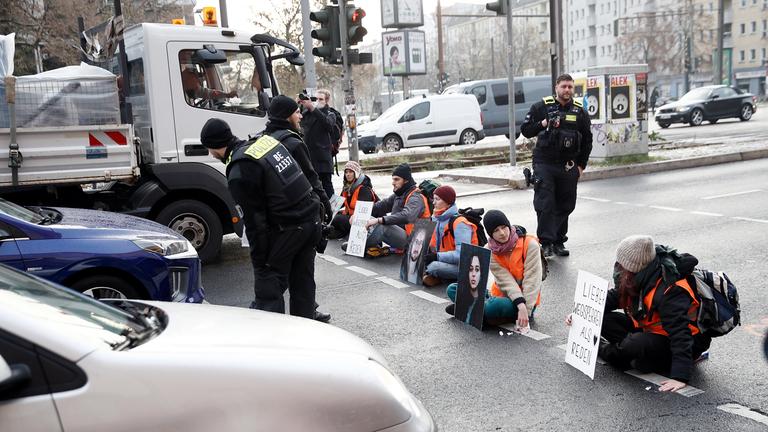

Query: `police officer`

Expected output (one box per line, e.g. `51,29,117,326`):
521,74,592,258
200,113,324,320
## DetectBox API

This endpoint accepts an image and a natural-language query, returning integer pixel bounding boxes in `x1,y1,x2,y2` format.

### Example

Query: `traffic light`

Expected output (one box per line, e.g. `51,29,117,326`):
310,6,340,62
171,18,185,25
346,6,368,46
201,6,217,26
485,0,507,16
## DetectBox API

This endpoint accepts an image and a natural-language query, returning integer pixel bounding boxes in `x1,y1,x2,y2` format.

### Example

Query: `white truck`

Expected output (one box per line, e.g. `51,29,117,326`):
0,23,303,262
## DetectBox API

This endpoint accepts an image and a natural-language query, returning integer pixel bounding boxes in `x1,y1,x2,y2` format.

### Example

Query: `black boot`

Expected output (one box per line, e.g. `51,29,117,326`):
314,310,331,323
553,243,570,257
445,304,455,316
541,244,554,258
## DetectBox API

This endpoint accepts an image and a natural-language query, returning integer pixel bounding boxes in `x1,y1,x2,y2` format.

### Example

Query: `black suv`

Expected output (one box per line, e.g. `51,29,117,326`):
655,85,757,128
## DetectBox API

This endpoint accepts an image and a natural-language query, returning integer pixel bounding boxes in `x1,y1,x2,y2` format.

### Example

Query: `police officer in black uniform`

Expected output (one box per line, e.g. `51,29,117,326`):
200,108,327,320
521,74,592,258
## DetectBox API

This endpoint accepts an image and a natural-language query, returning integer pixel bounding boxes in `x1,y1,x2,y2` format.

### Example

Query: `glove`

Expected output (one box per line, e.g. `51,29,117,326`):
323,198,332,223
424,252,438,266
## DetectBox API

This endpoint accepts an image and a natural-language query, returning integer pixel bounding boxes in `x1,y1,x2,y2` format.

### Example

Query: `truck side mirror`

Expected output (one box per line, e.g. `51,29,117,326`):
192,45,227,64
0,355,31,397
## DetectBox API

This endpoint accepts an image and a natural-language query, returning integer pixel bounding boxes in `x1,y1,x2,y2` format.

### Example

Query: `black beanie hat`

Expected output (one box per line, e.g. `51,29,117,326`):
392,163,414,182
268,95,300,120
200,118,236,149
483,210,511,237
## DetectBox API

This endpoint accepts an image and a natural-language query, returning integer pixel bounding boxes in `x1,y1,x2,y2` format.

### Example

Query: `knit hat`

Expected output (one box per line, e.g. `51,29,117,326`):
615,235,656,273
344,160,362,179
483,210,511,237
268,95,300,120
200,118,236,149
392,163,414,182
434,185,456,205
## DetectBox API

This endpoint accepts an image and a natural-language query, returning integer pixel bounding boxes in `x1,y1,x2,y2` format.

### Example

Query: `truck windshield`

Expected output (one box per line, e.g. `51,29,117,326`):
0,198,45,224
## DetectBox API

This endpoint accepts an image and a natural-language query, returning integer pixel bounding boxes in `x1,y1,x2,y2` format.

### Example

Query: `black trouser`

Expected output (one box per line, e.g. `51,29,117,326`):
599,311,711,374
330,213,351,238
319,172,334,199
532,162,579,246
251,220,321,319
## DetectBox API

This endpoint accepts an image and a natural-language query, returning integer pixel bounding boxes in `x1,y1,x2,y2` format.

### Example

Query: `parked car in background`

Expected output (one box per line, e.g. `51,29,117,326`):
655,85,757,128
0,198,203,302
357,94,484,153
443,76,550,138
0,266,435,432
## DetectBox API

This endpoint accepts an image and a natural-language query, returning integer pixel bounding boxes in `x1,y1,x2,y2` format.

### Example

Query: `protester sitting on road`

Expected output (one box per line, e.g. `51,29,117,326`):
422,185,479,286
328,160,377,240
445,210,542,327
566,235,711,392
343,163,429,258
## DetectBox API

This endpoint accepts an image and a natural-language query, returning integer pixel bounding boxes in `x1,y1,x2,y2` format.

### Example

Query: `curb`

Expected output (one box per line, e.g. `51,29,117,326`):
437,148,768,189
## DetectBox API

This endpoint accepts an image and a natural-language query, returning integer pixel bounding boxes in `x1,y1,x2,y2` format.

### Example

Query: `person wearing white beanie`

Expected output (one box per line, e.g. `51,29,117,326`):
327,160,378,239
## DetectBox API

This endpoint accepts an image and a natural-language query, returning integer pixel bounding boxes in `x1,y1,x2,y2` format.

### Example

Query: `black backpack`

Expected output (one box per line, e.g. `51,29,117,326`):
686,269,741,337
417,179,440,214
327,107,344,156
513,225,548,281
448,207,488,247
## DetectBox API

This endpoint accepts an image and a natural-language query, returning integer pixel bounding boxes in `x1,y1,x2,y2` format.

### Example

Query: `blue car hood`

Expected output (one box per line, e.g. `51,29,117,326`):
48,207,182,240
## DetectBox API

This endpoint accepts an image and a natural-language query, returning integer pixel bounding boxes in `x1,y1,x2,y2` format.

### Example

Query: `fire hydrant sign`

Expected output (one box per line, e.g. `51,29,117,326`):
565,270,609,380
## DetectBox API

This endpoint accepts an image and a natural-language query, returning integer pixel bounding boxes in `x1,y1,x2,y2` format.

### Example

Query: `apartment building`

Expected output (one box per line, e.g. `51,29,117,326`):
731,0,768,96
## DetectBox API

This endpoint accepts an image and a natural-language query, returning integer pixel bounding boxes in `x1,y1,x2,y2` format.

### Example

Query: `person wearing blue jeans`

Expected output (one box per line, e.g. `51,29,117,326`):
422,186,478,286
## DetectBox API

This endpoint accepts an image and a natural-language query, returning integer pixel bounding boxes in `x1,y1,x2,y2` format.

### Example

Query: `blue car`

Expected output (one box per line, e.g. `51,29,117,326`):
0,198,204,302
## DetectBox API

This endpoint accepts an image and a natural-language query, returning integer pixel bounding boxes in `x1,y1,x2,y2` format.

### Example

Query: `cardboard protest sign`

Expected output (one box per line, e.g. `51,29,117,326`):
455,244,491,331
565,270,610,379
400,219,435,284
328,194,345,221
345,201,374,257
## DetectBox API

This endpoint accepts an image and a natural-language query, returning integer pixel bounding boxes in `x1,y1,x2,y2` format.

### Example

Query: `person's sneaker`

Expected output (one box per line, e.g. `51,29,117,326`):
422,274,443,287
314,310,331,323
694,351,710,363
553,243,570,256
541,244,554,258
341,241,348,252
445,304,455,315
365,246,390,258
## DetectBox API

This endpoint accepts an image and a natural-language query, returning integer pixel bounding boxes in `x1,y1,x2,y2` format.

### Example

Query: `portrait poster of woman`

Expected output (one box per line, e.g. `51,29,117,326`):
454,244,491,331
400,220,435,284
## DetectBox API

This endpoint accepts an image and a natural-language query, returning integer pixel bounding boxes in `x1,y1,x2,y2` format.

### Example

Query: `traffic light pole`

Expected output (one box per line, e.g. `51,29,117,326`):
506,0,516,166
300,0,317,93
338,1,360,163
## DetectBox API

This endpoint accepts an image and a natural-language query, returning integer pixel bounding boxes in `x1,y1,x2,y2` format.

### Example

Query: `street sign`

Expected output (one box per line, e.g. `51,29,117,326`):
565,270,610,380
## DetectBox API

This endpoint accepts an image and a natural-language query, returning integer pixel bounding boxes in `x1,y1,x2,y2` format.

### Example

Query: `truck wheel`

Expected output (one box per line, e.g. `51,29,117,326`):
72,275,142,300
156,199,222,263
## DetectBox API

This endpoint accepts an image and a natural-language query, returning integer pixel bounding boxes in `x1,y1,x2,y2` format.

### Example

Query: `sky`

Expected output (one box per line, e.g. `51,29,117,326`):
195,0,491,42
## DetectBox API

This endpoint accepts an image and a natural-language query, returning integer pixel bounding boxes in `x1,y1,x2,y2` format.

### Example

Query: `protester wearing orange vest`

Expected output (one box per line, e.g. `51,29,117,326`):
589,235,711,392
445,210,543,327
328,160,377,239
422,186,479,286
349,163,429,258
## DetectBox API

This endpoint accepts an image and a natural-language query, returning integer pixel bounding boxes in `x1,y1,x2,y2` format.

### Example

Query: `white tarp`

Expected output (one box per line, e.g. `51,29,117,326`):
0,33,14,77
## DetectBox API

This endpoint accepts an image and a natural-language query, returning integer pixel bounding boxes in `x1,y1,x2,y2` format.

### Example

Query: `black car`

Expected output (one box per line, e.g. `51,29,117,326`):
655,85,757,128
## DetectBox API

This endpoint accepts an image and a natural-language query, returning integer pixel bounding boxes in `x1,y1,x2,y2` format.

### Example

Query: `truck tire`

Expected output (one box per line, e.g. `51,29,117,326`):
156,199,222,263
71,275,142,300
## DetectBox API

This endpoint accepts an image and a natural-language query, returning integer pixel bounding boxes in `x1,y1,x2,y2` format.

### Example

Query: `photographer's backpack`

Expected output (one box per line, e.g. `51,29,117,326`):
328,107,344,156
417,179,440,214
686,269,741,337
447,207,488,247
513,225,549,281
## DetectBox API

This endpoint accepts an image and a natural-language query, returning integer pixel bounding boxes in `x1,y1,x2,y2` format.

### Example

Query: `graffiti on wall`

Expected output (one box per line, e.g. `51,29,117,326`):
591,122,641,147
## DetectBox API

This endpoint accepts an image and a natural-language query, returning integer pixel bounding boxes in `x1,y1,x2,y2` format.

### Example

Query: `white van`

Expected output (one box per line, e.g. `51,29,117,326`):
357,94,484,153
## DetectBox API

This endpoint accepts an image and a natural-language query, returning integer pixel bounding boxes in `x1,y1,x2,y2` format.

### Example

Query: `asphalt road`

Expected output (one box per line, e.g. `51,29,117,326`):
203,159,768,431
648,104,766,145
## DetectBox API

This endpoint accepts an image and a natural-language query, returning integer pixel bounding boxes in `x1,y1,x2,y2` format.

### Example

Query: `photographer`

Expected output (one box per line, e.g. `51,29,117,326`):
521,74,592,259
299,89,338,199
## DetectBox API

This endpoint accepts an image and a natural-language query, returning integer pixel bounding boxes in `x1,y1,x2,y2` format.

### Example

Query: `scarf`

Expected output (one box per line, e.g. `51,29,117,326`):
394,180,416,197
487,228,519,255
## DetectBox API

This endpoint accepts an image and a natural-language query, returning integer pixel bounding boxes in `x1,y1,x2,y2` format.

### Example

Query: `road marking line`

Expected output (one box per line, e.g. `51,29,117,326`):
376,276,409,289
318,254,348,266
732,216,768,224
717,403,768,426
345,266,378,277
457,187,510,197
498,324,551,340
624,370,704,397
410,290,451,304
690,211,724,217
614,201,631,205
702,189,763,200
580,196,611,202
556,344,606,364
648,205,684,212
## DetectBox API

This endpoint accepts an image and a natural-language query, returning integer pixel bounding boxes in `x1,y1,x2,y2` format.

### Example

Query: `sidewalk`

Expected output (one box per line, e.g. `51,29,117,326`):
332,139,768,196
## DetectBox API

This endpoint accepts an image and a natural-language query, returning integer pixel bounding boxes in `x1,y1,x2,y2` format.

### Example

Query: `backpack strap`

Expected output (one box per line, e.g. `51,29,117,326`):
269,129,298,143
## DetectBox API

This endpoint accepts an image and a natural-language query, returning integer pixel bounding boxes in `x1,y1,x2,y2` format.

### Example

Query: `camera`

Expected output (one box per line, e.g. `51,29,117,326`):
546,110,561,131
523,167,541,188
298,90,317,102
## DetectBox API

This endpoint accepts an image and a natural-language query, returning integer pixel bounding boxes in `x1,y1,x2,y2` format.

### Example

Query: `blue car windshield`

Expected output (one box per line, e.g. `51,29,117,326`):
0,266,144,350
0,198,45,224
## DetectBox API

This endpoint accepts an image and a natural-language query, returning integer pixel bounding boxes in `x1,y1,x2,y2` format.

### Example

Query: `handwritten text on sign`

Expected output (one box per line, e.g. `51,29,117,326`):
565,270,610,380
346,201,373,258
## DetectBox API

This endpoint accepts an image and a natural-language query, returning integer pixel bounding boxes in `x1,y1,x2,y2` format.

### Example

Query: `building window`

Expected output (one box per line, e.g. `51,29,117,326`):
740,0,746,6
741,23,746,34
739,50,745,61
750,49,756,60
762,47,766,59
752,21,757,33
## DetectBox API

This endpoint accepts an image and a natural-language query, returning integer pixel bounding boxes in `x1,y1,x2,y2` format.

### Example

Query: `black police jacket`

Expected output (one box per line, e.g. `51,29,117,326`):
226,133,319,266
521,96,593,169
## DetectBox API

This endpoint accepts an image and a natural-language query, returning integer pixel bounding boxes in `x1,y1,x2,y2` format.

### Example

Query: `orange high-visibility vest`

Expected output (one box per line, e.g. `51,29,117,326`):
631,278,700,336
342,184,377,216
429,215,479,251
403,189,431,235
489,236,541,306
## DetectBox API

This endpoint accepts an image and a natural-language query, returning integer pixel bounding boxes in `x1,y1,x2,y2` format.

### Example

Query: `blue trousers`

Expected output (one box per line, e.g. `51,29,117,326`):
446,283,518,321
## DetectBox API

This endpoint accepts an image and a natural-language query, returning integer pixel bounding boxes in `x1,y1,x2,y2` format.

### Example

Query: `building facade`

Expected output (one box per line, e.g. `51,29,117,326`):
730,0,768,96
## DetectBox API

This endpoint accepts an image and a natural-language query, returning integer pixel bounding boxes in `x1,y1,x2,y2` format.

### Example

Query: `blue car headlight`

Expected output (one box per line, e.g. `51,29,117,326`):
132,237,190,256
